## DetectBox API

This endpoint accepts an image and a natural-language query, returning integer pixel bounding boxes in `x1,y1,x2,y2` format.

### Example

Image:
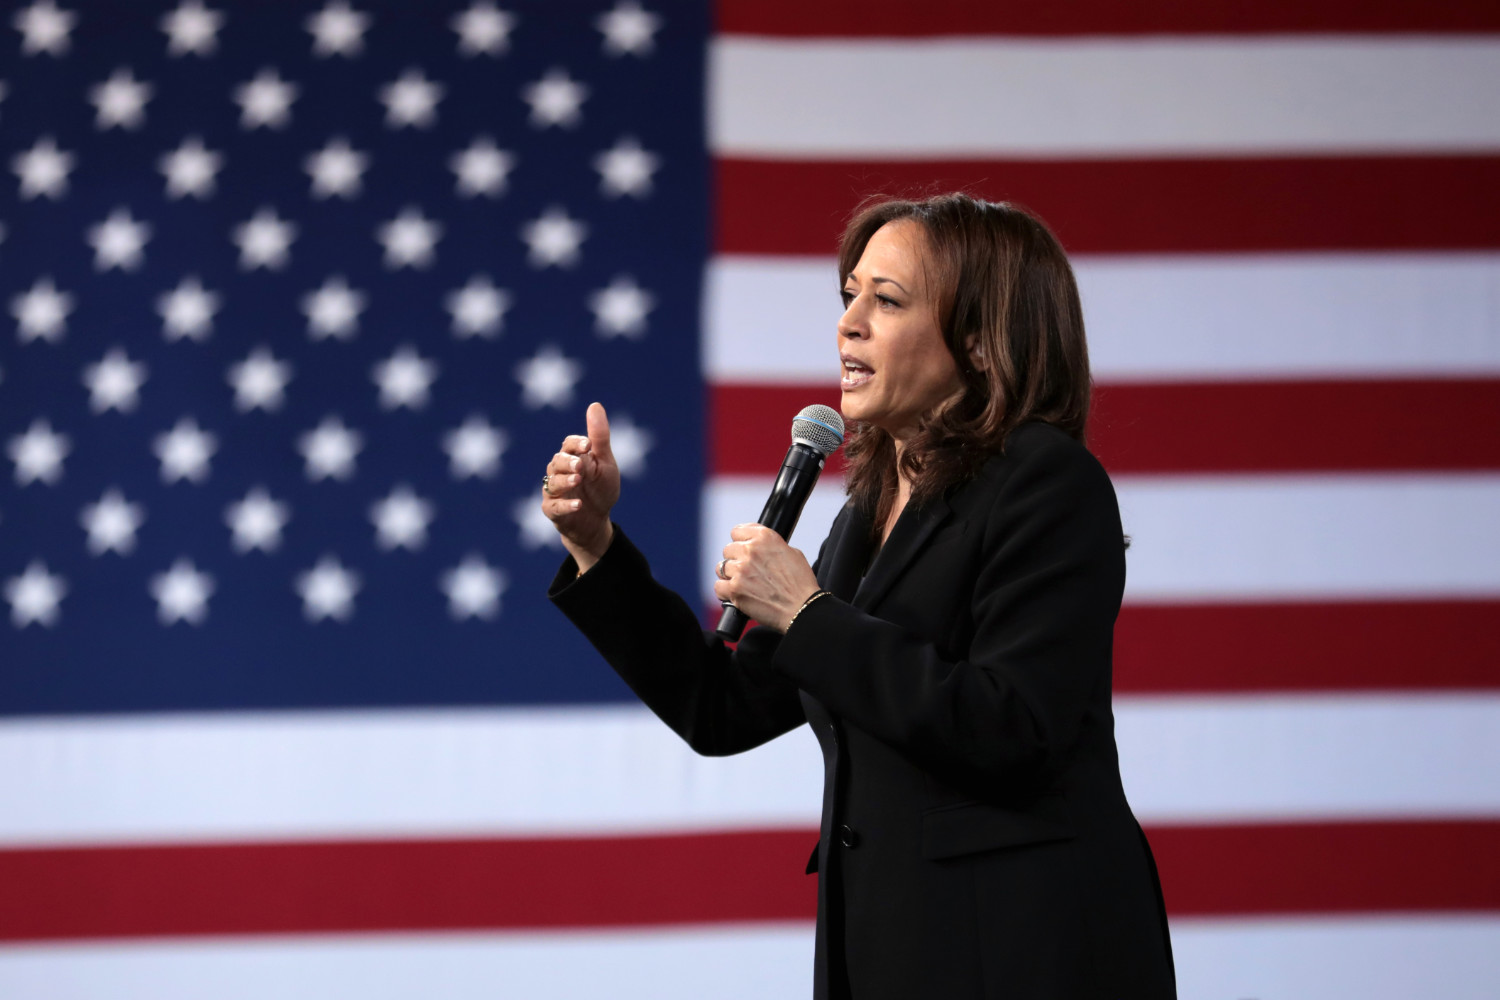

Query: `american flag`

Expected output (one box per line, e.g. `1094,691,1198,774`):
2,1,1499,997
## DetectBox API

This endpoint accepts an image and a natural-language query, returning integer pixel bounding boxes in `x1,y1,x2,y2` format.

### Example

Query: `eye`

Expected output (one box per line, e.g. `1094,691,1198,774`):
875,294,900,309
839,289,855,307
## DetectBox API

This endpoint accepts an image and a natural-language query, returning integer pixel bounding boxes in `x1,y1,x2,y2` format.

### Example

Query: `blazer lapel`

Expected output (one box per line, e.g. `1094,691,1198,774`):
852,495,952,611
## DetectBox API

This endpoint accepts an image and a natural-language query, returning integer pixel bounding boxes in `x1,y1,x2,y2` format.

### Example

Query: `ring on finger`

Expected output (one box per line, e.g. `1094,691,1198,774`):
715,557,730,581
542,474,555,497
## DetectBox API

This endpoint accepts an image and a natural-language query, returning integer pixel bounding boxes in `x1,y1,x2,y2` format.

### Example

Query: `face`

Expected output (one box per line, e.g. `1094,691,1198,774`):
838,220,963,444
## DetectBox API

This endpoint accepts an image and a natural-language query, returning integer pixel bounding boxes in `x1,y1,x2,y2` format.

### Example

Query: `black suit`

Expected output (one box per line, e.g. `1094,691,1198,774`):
550,422,1176,999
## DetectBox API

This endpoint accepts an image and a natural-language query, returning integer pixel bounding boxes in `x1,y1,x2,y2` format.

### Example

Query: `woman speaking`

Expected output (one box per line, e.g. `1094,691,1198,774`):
541,193,1176,999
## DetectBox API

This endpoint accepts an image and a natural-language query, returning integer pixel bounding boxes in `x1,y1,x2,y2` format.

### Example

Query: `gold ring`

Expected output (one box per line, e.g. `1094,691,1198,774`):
716,558,730,580
542,474,554,496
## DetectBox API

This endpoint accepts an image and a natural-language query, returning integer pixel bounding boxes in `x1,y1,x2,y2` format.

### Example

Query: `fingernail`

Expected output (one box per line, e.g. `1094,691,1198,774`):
569,456,580,470
569,474,581,485
571,500,582,510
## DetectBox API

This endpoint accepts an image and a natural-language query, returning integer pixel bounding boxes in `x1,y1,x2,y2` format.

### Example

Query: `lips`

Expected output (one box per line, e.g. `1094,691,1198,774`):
841,355,873,389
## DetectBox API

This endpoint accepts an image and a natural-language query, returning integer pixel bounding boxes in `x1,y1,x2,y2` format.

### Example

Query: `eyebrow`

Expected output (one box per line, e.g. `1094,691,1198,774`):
842,275,910,295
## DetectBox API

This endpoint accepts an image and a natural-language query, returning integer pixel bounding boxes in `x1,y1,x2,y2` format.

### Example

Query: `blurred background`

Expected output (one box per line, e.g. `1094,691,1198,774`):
2,1,1497,996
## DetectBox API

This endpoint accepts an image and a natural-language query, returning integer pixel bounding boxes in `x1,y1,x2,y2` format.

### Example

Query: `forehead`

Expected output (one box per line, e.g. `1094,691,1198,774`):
850,219,928,283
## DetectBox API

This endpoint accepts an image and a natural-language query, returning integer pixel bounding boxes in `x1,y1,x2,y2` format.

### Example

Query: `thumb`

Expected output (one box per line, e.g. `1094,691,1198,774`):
585,402,614,463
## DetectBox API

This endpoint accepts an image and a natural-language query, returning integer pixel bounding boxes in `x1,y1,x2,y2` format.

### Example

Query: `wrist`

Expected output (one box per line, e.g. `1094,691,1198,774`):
784,589,831,633
565,522,614,575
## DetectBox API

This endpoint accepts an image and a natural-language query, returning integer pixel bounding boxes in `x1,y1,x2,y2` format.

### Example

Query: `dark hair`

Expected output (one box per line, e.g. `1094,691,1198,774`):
838,193,1091,526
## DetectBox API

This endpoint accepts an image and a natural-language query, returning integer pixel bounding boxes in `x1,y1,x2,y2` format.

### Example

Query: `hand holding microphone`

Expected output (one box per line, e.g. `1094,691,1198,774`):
714,405,844,638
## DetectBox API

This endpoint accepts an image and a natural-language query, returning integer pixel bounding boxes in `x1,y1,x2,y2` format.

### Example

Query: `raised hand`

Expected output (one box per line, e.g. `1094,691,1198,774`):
543,402,620,573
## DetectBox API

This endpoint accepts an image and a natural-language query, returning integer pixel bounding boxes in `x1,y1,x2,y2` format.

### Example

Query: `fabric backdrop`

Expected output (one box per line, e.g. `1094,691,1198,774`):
2,1,1498,997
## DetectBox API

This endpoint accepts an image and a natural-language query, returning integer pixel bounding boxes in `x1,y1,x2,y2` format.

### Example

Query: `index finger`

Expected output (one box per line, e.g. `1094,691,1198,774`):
560,435,593,456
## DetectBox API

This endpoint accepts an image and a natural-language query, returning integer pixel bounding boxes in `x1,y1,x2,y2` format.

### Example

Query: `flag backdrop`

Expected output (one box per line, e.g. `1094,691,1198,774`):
3,1,1499,997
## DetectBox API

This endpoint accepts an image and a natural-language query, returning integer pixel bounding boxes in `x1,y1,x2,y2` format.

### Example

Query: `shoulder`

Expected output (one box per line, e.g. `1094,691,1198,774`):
978,421,1113,501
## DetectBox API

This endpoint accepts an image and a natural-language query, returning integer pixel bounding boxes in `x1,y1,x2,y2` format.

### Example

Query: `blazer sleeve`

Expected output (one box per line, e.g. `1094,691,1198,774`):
771,434,1125,794
549,525,809,757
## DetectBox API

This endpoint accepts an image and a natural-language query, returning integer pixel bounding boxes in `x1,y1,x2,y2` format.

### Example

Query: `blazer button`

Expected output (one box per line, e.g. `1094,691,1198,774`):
838,824,859,848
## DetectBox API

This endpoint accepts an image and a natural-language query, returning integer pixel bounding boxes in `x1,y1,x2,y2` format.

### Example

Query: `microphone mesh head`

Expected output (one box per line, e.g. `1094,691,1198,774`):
791,405,845,456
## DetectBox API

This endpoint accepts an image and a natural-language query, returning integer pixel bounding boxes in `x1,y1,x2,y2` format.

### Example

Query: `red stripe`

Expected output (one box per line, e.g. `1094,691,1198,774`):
1151,820,1500,916
710,380,1500,476
715,157,1500,255
1114,600,1500,693
717,0,1500,36
2,821,1494,941
0,829,818,943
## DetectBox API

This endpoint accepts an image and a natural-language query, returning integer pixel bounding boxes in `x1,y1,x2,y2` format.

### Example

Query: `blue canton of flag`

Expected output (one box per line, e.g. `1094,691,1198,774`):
0,0,709,714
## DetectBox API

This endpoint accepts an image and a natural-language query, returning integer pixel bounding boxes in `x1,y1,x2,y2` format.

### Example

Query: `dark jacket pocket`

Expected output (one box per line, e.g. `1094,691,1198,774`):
921,798,1075,861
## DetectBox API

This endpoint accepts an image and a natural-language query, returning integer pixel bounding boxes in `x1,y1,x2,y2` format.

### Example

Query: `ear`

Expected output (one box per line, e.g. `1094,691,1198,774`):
964,334,986,370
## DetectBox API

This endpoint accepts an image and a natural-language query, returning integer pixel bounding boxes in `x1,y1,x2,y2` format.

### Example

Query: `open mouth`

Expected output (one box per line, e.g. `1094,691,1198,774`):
841,359,873,389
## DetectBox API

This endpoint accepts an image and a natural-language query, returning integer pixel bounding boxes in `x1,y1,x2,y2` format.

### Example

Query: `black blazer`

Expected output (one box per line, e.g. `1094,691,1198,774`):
550,422,1176,999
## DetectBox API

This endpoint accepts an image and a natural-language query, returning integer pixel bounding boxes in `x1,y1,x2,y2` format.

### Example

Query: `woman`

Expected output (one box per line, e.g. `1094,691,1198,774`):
542,194,1176,999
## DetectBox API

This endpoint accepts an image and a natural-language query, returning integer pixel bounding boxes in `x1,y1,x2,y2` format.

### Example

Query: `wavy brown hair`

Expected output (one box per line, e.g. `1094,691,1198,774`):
839,193,1091,527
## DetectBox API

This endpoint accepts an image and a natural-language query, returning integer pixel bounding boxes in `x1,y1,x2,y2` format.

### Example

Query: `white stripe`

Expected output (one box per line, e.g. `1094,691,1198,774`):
0,707,821,847
711,38,1500,156
1119,694,1500,823
1114,473,1500,601
0,925,815,1000
1,919,1498,1000
1,697,1497,844
704,253,1500,382
1170,916,1500,1000
705,474,1500,602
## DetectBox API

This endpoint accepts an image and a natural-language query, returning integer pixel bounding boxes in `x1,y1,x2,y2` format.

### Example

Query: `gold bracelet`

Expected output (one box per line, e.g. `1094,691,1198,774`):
788,590,831,630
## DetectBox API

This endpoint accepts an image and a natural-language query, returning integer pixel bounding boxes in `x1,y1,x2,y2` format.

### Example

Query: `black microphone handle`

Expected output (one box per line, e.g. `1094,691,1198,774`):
715,443,826,640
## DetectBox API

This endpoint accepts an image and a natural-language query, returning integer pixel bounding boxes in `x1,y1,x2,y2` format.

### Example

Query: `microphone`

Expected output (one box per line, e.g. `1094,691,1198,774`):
716,404,845,640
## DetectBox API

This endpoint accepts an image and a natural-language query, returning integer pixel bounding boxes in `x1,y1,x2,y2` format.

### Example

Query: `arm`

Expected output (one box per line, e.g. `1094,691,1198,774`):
770,435,1124,795
549,526,808,756
542,404,807,757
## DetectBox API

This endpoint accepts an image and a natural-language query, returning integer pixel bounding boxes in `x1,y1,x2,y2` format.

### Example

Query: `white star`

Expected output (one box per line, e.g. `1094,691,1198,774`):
151,558,214,625
5,562,66,628
225,486,289,553
304,138,367,199
90,68,153,130
443,415,507,479
227,346,292,412
234,68,297,129
594,136,659,198
301,276,365,339
597,1,661,57
82,347,147,413
157,275,221,340
513,495,562,551
376,207,442,269
161,1,223,57
445,275,510,338
449,137,514,198
81,488,145,555
158,136,223,199
514,345,583,410
233,207,297,270
154,417,216,483
87,207,150,271
519,206,586,268
588,274,654,338
11,277,74,343
608,413,654,478
8,419,70,485
14,1,77,57
297,555,360,622
451,2,514,56
12,136,75,200
441,554,507,620
306,1,369,58
372,345,438,410
379,68,443,129
299,416,362,481
370,484,434,551
522,68,587,129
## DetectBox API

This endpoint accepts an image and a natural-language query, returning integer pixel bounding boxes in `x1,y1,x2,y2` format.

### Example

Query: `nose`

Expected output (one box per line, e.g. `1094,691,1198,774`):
837,296,867,341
